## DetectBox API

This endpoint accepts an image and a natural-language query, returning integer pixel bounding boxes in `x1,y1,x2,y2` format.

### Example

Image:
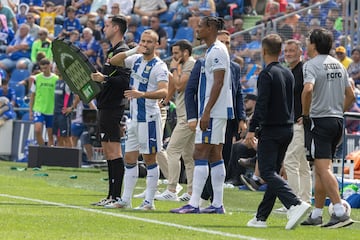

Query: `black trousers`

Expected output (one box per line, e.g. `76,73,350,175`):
256,125,300,221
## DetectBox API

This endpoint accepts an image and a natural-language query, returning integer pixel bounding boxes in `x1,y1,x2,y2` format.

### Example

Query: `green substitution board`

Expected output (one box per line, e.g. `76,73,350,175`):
51,39,101,104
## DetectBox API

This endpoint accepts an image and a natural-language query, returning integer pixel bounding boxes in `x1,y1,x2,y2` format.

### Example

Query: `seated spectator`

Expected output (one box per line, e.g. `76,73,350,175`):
276,14,294,41
31,28,53,63
335,46,352,70
108,2,121,17
0,96,16,126
223,15,235,34
188,0,216,31
328,8,342,32
0,1,18,32
36,1,62,37
107,0,134,16
241,63,261,95
169,0,192,30
73,0,92,26
237,29,262,65
233,18,251,43
346,78,360,134
95,7,106,34
348,48,360,86
69,29,80,47
307,6,326,27
284,3,300,31
225,93,257,187
86,18,102,41
325,17,341,41
78,27,100,66
25,13,40,40
149,16,168,57
58,6,82,40
0,23,34,74
17,3,29,25
133,0,168,26
20,0,43,15
0,79,16,107
0,14,15,53
96,40,110,71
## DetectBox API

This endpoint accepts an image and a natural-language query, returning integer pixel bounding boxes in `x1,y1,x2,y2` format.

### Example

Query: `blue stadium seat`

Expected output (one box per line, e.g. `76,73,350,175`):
159,11,175,23
136,25,150,35
13,85,26,99
162,26,174,40
169,27,193,45
54,24,63,37
9,69,30,85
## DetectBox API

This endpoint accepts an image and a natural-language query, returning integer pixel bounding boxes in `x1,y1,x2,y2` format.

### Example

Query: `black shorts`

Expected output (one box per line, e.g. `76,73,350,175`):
304,117,343,160
98,107,125,142
53,113,71,137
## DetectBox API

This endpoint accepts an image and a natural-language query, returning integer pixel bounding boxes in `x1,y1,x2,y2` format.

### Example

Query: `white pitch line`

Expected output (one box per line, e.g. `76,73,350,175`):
0,193,264,240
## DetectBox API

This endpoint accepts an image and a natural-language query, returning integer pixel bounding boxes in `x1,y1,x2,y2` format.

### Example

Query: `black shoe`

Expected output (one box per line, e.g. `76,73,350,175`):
321,213,354,228
300,214,323,226
238,157,255,169
240,174,261,191
225,178,243,186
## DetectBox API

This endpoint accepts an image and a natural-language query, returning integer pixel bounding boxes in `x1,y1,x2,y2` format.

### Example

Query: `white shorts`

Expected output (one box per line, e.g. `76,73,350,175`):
195,118,227,145
125,114,163,154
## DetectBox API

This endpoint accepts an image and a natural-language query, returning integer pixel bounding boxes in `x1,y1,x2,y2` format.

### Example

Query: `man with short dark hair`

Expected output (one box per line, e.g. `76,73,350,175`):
245,33,310,229
171,16,233,214
301,28,355,228
90,15,131,207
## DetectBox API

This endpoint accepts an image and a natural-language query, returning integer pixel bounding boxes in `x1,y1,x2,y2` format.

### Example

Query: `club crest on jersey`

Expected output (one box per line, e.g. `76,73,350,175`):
144,65,152,74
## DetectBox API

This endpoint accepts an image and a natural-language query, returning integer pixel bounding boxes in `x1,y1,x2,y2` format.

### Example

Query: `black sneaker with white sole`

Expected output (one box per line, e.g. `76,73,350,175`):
301,214,323,226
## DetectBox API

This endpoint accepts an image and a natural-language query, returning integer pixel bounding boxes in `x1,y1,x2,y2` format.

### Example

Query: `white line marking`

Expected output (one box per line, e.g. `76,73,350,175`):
0,193,264,240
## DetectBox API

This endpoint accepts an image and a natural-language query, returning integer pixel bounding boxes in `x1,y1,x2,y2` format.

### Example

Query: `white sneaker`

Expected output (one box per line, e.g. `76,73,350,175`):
176,184,183,194
154,189,179,201
273,206,287,214
134,190,160,198
134,200,155,210
104,198,132,209
179,192,191,202
247,217,267,228
286,201,311,230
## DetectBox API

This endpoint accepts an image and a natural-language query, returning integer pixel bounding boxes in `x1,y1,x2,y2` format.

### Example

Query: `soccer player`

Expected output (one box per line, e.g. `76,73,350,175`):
105,29,168,210
90,15,130,206
29,58,58,146
245,34,310,230
301,28,355,228
170,16,233,214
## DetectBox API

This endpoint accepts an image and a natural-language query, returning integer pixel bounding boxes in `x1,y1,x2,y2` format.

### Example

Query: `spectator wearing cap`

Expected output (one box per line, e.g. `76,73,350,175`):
59,6,82,39
348,48,360,86
223,15,235,34
335,46,352,69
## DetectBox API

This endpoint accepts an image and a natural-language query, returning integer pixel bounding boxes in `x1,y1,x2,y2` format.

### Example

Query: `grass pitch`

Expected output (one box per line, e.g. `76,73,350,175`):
0,160,359,240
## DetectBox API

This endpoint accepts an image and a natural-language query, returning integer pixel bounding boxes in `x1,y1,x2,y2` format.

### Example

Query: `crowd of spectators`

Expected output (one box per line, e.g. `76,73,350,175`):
0,0,358,125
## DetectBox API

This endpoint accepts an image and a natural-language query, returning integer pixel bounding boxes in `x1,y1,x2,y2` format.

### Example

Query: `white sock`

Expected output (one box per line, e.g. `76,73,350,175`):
122,164,138,203
188,160,209,208
210,160,226,208
333,203,345,217
311,208,323,219
252,175,259,181
145,164,159,205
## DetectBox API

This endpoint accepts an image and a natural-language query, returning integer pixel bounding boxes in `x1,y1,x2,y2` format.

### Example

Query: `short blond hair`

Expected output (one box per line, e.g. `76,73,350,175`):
141,29,159,43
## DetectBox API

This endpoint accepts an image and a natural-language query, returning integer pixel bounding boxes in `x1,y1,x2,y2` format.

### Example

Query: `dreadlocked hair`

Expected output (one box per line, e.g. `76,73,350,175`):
203,16,225,31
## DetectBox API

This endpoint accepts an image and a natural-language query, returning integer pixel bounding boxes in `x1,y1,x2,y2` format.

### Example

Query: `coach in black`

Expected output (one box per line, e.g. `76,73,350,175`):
245,34,310,230
90,15,130,206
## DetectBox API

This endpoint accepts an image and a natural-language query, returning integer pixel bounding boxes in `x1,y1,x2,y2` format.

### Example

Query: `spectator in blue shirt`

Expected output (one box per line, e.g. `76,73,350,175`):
0,79,16,107
0,23,34,73
59,6,82,39
78,27,100,66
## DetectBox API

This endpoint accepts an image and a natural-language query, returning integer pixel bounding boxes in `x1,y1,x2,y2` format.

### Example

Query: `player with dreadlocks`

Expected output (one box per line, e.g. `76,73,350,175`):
171,16,234,214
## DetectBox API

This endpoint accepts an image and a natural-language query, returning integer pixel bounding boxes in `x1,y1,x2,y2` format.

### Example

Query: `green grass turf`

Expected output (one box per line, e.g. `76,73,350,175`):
0,160,359,240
